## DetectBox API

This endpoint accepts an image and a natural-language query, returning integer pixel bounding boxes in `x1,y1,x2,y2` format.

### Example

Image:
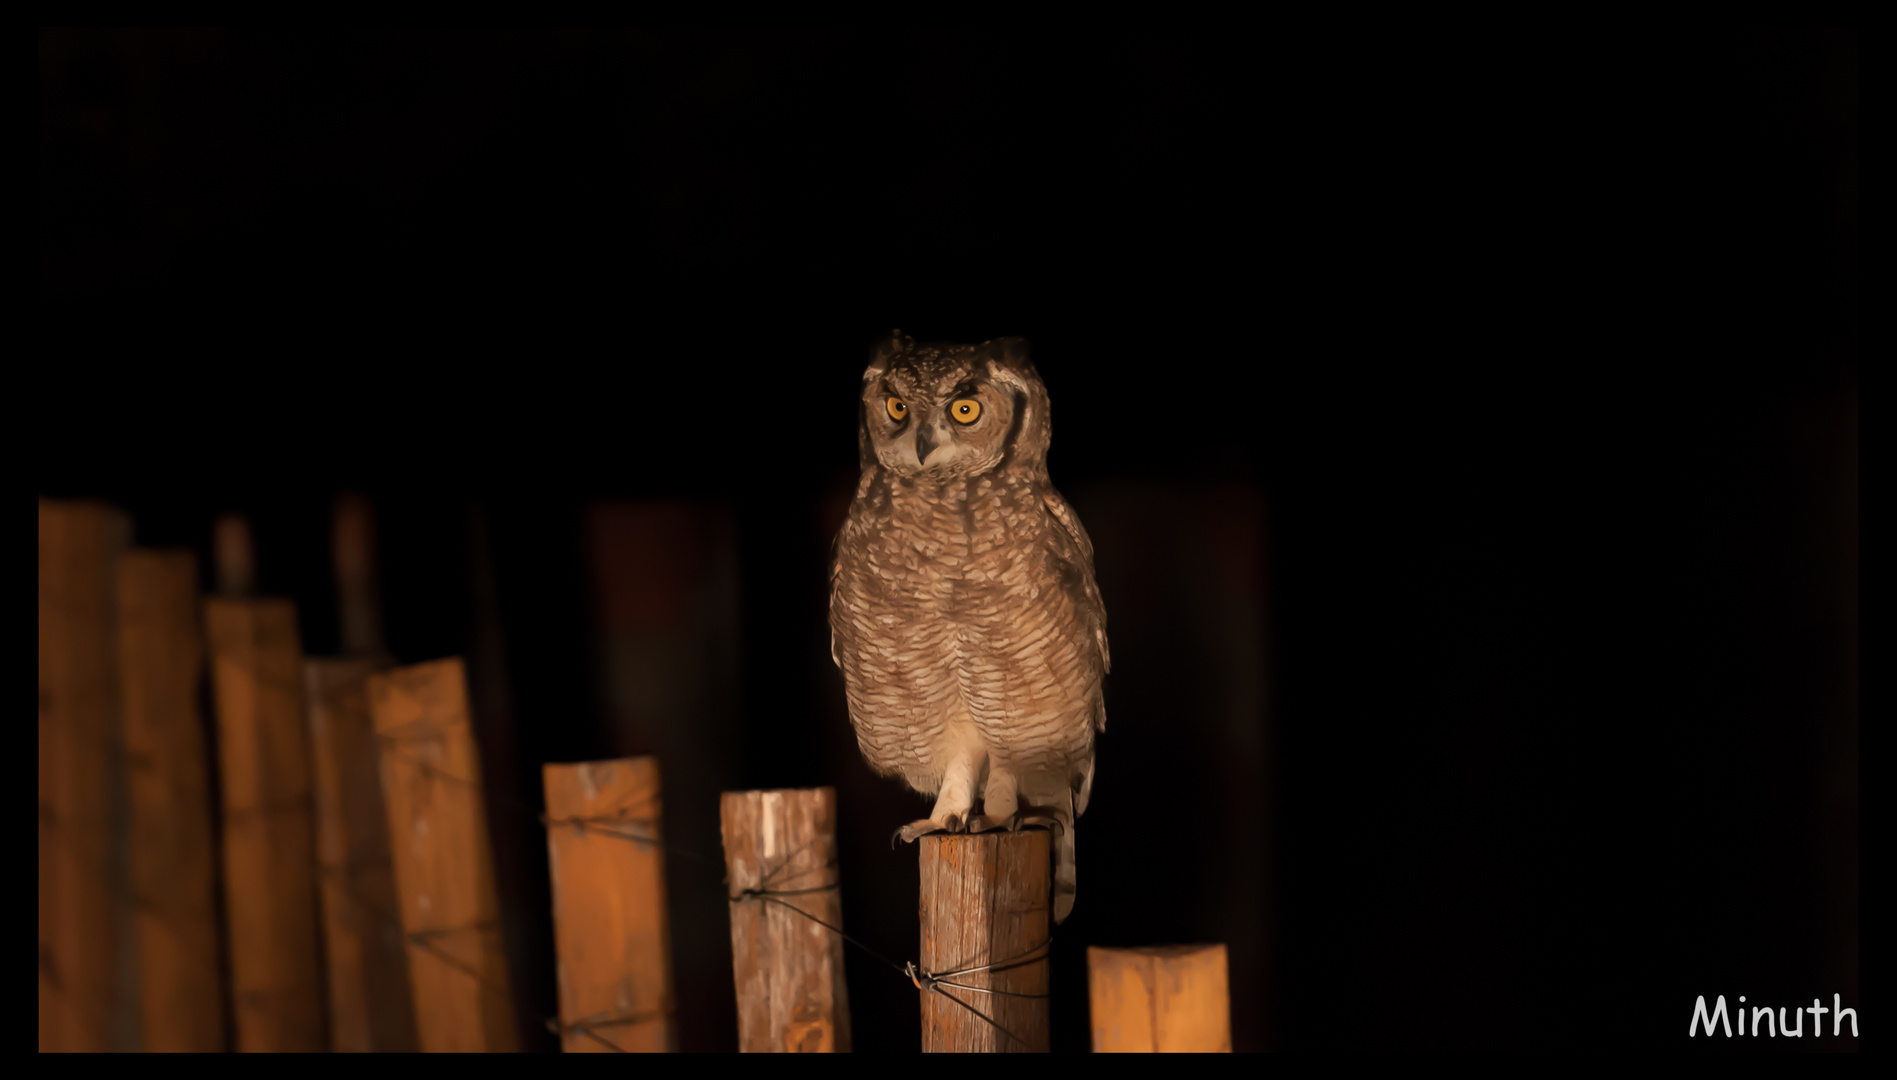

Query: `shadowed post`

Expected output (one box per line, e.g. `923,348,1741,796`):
306,493,418,1051
721,787,851,1052
118,549,225,1051
917,829,1052,1052
1087,944,1231,1052
369,657,517,1051
203,513,329,1051
38,500,135,1051
306,655,419,1051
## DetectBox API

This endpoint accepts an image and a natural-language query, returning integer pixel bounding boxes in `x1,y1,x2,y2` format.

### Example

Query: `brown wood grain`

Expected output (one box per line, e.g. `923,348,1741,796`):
1087,944,1232,1052
307,654,419,1051
721,787,851,1053
38,500,134,1052
204,595,329,1051
369,657,518,1052
918,829,1052,1053
118,549,225,1051
544,757,677,1052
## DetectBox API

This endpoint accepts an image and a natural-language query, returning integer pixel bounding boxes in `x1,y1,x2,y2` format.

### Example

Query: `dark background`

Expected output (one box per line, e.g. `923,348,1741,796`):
38,28,1856,1050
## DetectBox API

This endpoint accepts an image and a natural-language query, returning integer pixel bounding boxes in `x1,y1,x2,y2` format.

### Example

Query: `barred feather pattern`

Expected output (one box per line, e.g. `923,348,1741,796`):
828,332,1108,922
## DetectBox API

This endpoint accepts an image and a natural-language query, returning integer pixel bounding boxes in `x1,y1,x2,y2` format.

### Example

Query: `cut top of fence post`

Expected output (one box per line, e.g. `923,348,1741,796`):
1087,943,1232,1052
544,756,662,823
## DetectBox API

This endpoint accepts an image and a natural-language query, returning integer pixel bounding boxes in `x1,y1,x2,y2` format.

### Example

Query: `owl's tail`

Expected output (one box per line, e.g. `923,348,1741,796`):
1052,788,1078,924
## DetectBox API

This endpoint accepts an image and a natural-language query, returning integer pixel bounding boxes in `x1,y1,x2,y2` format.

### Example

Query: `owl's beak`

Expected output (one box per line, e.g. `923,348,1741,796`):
914,425,937,468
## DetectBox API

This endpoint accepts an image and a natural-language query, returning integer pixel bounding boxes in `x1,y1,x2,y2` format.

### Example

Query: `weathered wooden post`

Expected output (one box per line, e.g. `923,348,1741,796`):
118,549,225,1051
307,656,419,1051
38,500,134,1051
917,830,1053,1052
721,788,851,1053
1087,944,1232,1052
306,492,418,1051
203,513,329,1051
369,657,517,1051
543,757,678,1051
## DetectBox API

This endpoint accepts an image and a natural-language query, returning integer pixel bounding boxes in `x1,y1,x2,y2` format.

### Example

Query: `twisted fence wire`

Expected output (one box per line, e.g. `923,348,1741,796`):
57,732,1052,1053
394,741,1054,1051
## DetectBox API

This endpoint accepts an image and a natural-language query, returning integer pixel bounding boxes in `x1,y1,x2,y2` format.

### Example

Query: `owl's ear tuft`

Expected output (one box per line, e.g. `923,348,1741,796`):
980,336,1038,377
870,329,914,366
986,337,1031,366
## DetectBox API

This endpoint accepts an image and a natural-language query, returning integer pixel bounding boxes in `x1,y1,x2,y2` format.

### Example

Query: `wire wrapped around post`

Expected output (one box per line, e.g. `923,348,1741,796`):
543,757,677,1052
917,829,1053,1052
369,657,517,1052
721,788,852,1052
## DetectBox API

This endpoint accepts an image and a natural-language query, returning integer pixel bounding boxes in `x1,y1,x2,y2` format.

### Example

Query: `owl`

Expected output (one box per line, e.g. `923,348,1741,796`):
828,330,1109,924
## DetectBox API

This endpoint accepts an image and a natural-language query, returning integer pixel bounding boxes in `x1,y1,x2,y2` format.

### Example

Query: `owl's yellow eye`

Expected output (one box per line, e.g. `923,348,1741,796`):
887,397,908,421
950,399,982,424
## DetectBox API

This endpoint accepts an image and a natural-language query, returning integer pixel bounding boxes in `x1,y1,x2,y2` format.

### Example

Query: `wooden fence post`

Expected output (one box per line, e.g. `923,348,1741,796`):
331,493,385,657
38,500,134,1052
917,830,1052,1053
721,788,851,1053
543,757,677,1052
306,656,419,1051
204,583,329,1052
369,657,518,1052
118,549,225,1051
1087,944,1232,1052
306,492,417,1050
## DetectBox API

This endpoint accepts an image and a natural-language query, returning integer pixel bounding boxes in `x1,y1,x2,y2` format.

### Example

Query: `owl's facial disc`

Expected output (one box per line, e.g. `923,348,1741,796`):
913,421,938,468
866,361,1008,477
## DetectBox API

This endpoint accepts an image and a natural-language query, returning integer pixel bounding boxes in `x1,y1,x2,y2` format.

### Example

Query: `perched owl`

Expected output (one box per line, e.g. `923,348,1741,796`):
828,330,1109,924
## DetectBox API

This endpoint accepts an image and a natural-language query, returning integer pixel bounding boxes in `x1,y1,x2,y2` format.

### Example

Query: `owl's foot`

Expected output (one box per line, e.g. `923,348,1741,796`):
967,764,1019,833
967,810,1065,835
891,813,967,847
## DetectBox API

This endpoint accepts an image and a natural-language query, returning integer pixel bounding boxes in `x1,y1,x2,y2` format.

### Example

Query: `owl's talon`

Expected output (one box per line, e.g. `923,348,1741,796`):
966,813,1011,833
893,818,951,845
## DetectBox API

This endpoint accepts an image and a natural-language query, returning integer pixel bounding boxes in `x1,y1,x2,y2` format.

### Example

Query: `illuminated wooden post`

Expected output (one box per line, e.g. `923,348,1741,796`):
543,757,677,1052
917,830,1052,1053
369,657,517,1052
118,549,225,1051
1087,944,1232,1052
204,513,329,1051
38,500,134,1052
721,787,851,1053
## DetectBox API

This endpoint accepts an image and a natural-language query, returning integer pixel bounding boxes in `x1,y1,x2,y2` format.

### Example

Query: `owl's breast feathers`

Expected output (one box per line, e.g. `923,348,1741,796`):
829,470,1109,778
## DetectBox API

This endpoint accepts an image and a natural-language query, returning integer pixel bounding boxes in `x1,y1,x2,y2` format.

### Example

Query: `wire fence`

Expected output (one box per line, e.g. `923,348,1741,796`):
42,733,1052,1052
382,741,1052,1052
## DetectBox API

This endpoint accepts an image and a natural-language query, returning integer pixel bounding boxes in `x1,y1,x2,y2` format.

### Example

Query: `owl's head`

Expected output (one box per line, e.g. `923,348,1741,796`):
856,330,1053,479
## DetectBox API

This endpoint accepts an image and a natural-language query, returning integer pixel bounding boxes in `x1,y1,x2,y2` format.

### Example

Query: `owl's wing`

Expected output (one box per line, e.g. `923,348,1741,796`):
826,521,844,669
1042,490,1111,730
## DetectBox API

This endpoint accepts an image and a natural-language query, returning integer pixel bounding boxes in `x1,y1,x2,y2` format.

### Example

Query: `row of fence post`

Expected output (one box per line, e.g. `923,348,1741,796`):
41,498,1231,1052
